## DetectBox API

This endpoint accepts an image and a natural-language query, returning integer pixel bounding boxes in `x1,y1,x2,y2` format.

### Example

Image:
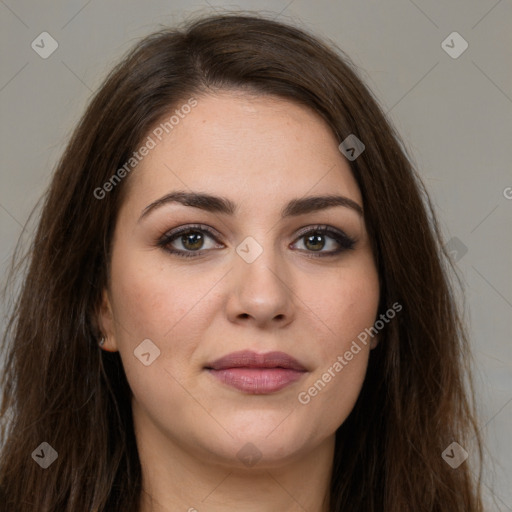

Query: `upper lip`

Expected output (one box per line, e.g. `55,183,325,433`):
205,350,307,371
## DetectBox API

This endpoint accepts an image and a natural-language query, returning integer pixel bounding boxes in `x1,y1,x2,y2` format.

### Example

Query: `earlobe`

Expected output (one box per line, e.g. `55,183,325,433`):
370,334,380,349
96,289,118,352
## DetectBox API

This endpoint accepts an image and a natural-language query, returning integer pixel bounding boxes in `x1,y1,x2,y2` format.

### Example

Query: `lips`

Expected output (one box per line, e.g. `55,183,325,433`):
205,350,308,394
205,350,307,371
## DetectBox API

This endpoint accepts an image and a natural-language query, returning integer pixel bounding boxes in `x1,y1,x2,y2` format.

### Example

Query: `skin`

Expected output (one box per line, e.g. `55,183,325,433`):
98,90,380,512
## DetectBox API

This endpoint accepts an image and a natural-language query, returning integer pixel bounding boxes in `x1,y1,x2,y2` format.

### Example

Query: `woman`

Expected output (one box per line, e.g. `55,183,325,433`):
0,12,483,511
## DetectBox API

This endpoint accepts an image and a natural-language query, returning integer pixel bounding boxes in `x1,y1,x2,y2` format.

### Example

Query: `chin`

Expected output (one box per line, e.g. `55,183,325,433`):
208,421,315,465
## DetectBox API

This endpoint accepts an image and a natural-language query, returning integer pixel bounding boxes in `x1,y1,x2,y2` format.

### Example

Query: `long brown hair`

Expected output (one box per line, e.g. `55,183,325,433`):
0,11,483,511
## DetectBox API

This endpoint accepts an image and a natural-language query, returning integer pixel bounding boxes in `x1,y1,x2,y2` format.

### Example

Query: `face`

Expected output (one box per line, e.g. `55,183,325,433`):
98,91,380,468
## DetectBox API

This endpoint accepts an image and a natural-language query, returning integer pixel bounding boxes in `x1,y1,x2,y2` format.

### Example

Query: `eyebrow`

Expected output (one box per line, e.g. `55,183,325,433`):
138,190,363,222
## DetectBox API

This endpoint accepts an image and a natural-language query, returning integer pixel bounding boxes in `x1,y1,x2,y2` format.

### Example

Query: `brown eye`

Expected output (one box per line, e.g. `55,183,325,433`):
158,224,223,258
304,233,326,252
158,224,355,259
180,231,205,251
292,226,356,257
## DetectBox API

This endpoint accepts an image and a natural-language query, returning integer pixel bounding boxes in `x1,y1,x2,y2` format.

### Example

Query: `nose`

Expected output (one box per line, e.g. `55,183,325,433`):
225,240,295,329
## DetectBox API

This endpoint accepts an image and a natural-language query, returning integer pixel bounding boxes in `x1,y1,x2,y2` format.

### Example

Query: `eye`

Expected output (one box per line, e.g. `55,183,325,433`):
291,225,356,257
157,224,356,259
157,224,223,258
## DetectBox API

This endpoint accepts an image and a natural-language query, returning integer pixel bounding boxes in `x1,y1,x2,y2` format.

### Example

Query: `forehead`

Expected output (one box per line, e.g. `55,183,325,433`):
122,91,362,214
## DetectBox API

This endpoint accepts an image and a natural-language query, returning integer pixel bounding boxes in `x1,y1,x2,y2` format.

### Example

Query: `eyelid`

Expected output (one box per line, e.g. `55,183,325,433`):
157,223,223,251
161,223,222,241
157,223,356,257
290,224,356,254
293,224,348,240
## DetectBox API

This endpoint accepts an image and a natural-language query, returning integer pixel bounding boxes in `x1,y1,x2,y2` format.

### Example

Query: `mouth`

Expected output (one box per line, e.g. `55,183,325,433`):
204,350,308,394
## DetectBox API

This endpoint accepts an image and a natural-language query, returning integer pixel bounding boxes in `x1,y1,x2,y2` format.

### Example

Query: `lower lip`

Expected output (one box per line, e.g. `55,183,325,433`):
207,368,306,394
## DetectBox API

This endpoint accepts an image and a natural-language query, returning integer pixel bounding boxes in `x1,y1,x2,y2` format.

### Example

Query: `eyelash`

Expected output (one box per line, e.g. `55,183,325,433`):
157,223,356,259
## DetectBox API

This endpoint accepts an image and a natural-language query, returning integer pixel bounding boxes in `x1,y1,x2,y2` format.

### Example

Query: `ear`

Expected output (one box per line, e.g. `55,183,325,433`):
369,333,380,350
96,288,119,352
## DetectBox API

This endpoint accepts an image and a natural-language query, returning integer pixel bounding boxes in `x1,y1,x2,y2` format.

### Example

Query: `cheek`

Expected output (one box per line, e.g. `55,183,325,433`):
107,245,224,391
298,348,370,434
107,253,212,420
296,262,379,426
109,245,213,340
309,258,380,357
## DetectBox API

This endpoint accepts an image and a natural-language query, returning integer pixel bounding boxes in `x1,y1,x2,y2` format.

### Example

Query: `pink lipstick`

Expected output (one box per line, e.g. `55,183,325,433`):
205,350,307,394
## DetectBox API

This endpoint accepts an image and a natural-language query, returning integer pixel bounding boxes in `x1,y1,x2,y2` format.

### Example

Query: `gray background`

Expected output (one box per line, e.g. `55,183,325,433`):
1,0,511,509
